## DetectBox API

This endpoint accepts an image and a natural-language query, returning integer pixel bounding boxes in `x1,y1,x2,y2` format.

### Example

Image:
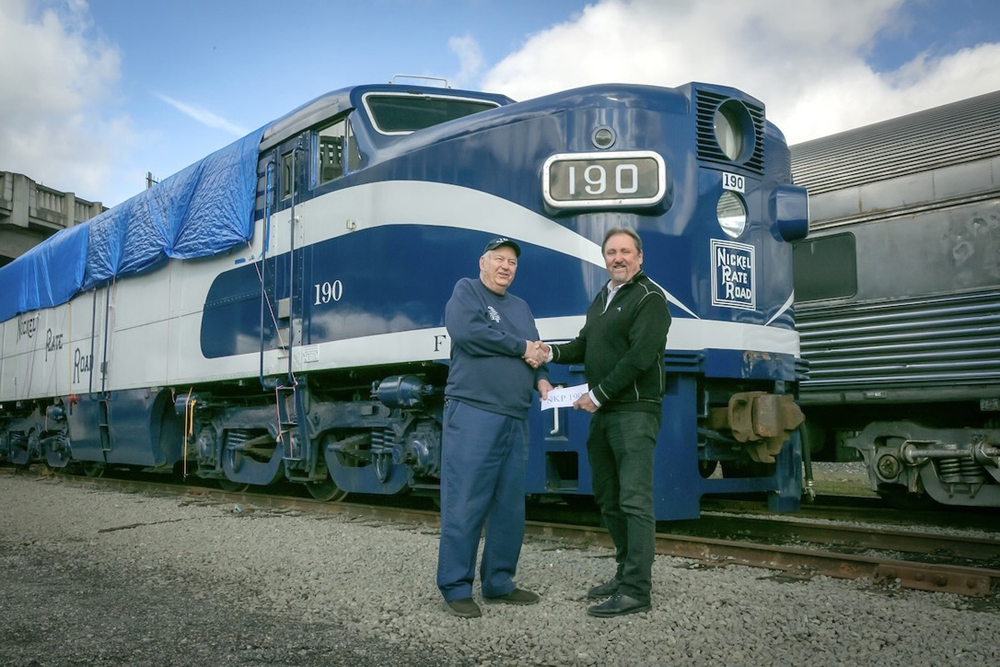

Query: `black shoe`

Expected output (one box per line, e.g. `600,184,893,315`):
483,588,540,605
586,592,651,617
444,597,482,618
587,577,621,599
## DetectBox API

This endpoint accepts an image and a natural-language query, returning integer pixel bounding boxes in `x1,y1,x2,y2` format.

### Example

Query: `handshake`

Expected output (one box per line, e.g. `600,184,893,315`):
523,340,550,368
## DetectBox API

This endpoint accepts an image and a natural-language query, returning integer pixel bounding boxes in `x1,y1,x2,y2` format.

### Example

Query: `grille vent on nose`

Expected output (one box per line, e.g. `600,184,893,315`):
695,90,765,175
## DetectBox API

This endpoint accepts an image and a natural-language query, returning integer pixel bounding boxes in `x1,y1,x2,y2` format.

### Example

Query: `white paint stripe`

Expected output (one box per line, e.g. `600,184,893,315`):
766,291,795,326
182,316,799,383
539,316,799,356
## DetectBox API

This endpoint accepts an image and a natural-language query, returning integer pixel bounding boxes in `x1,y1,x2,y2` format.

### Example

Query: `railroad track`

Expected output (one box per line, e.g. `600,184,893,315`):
12,467,1000,598
662,513,1000,597
702,495,1000,533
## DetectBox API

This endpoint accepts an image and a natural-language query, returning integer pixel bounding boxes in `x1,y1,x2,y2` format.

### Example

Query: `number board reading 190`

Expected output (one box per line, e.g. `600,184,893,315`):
542,151,667,209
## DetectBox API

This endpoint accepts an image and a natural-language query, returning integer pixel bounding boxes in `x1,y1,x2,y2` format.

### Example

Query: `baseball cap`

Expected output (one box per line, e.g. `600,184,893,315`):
482,236,521,256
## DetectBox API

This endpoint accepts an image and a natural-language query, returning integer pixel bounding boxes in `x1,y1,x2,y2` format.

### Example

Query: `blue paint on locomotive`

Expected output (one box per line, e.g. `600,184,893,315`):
1,80,807,520
204,81,796,354
63,389,181,467
201,225,606,357
197,81,803,517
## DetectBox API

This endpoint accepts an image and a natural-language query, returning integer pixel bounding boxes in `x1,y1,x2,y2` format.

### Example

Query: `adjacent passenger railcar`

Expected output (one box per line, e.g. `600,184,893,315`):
0,78,808,519
791,90,1000,507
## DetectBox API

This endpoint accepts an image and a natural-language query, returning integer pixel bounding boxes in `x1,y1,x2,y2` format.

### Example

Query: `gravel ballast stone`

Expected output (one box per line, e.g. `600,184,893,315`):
1,471,997,666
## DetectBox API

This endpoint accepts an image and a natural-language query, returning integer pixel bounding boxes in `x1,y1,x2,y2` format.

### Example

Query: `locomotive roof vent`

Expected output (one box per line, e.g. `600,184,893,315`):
696,91,765,175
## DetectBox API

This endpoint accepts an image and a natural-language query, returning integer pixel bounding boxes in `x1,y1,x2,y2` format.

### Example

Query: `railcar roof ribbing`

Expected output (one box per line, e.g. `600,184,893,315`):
790,90,1000,194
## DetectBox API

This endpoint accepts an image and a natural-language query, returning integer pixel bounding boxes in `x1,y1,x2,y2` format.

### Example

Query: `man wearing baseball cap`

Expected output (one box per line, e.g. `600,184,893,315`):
437,236,552,618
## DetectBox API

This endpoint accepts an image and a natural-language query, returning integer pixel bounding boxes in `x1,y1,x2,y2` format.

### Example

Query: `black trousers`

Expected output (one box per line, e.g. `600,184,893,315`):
586,409,661,603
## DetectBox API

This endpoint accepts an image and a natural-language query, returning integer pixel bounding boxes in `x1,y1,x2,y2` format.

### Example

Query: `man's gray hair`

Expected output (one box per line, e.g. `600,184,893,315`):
601,227,643,253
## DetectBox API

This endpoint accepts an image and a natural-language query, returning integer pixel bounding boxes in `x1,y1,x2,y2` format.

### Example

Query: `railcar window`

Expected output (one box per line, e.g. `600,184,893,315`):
793,233,858,302
365,95,499,134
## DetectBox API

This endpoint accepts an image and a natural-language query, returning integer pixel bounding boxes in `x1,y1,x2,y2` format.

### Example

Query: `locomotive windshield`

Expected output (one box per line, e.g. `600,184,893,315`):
363,93,500,134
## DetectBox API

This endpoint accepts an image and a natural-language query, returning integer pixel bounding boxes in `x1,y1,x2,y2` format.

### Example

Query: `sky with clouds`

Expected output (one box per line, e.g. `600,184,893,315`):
2,0,1000,208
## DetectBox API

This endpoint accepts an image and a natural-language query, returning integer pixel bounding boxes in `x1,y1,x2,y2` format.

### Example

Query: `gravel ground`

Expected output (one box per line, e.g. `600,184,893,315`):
1,470,998,667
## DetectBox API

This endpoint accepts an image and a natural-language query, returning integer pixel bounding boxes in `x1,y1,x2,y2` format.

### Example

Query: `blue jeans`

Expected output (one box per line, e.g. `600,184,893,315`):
587,410,661,603
437,400,528,601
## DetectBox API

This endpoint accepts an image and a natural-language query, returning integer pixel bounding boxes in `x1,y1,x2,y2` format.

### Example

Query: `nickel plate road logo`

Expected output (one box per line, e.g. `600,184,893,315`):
711,239,755,310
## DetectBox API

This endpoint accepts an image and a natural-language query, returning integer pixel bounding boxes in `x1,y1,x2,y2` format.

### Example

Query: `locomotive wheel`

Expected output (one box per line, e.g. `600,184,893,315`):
305,478,348,502
82,462,106,478
218,478,249,493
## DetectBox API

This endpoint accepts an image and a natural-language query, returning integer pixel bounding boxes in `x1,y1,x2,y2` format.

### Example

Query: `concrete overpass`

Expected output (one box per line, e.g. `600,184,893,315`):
0,171,106,268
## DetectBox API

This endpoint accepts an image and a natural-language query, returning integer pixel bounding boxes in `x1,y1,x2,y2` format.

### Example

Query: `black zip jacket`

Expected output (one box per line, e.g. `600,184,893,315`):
551,271,670,413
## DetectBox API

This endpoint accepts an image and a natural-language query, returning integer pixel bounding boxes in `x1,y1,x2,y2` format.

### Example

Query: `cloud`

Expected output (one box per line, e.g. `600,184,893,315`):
448,34,485,89
480,0,1000,144
0,0,131,203
5,0,1000,213
153,93,248,136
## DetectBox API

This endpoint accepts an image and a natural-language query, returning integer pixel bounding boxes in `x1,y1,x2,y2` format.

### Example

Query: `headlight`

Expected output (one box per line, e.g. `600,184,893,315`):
714,100,755,162
717,191,747,238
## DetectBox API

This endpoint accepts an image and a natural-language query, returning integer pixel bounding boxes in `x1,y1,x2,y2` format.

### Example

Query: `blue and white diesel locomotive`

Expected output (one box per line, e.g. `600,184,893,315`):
0,78,808,520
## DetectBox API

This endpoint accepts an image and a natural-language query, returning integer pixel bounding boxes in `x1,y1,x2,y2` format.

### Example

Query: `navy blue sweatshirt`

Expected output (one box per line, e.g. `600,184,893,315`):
444,277,547,419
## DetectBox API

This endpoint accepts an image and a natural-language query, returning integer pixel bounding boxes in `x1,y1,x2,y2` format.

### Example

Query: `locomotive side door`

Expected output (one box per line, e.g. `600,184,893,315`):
64,281,117,462
259,136,307,382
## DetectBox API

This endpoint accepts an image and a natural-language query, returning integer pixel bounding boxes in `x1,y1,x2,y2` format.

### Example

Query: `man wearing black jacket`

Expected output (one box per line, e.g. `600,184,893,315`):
544,226,671,617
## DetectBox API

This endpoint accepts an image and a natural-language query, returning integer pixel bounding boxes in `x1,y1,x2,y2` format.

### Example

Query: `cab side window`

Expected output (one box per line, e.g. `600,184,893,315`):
316,117,362,185
280,151,295,200
317,121,345,184
345,120,361,172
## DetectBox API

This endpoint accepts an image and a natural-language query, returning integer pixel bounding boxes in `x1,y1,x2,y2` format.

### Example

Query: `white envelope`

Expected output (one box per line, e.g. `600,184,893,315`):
540,383,589,411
